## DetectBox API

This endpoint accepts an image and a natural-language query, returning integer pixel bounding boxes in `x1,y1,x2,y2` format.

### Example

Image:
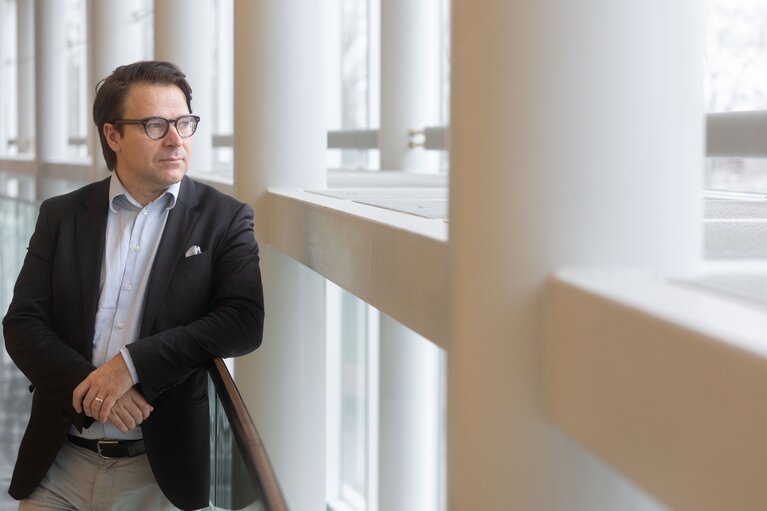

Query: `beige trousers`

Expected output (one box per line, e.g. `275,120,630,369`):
18,439,185,511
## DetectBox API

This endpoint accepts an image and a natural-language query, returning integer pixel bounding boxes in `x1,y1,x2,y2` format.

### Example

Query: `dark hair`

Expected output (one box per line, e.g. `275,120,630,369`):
93,61,193,171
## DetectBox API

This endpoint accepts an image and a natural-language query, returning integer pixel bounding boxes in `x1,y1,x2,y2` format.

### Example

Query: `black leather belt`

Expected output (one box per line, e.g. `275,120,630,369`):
67,434,146,459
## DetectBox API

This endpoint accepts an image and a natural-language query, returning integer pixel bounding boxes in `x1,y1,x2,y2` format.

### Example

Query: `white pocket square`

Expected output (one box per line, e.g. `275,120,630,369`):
185,245,202,257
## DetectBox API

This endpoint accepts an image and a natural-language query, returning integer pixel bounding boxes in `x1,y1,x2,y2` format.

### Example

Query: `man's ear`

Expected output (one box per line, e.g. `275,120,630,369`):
103,123,122,152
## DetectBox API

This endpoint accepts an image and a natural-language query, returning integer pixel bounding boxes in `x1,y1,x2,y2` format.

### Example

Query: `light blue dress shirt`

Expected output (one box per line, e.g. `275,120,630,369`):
71,175,180,440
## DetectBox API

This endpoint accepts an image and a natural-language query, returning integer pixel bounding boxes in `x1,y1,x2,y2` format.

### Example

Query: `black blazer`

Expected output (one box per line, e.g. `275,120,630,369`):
3,176,265,510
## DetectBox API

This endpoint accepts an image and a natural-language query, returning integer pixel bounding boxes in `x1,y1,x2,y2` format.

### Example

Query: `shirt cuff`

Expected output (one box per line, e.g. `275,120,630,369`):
120,348,140,385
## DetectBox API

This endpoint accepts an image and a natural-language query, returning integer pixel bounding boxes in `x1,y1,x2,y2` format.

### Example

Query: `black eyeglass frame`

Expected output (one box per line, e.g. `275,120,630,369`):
111,115,201,140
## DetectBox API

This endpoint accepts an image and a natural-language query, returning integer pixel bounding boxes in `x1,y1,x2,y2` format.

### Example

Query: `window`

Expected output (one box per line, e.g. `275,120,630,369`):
65,0,87,160
704,0,767,193
327,283,379,511
326,0,379,170
325,0,450,174
211,0,234,173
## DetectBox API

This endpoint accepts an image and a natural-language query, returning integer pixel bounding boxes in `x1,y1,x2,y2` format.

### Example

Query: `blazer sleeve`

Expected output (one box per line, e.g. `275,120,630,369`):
2,200,96,430
126,202,265,403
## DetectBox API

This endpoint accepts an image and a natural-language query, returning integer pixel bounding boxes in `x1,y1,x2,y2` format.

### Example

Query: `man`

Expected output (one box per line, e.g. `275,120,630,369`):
3,61,264,510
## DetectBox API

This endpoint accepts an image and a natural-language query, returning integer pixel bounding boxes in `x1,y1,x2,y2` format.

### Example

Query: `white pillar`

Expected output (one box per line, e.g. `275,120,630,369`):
35,0,69,199
87,0,146,178
0,0,10,157
232,1,326,510
34,0,68,162
324,0,341,169
378,317,441,511
448,0,701,510
154,0,213,174
377,2,443,508
17,0,34,155
379,0,440,171
213,0,233,160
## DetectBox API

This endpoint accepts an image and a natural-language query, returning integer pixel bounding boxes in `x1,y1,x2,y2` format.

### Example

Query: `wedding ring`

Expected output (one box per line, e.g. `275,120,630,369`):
94,397,104,405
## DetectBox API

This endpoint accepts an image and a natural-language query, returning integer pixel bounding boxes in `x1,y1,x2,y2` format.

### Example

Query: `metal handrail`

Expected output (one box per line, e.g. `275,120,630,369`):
706,110,767,158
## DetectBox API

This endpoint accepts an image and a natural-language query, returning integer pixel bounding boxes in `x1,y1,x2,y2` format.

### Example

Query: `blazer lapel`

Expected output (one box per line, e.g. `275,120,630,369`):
76,178,110,360
140,177,200,337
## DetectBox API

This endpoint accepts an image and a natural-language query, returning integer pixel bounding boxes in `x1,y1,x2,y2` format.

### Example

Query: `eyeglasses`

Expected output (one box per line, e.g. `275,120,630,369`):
112,115,200,140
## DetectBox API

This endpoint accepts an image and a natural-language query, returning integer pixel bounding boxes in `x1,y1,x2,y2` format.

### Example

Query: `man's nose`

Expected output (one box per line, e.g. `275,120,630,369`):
162,124,183,145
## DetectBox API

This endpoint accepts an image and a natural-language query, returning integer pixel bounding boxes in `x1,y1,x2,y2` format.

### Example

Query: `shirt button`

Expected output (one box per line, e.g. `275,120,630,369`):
116,323,125,330
142,209,148,215
133,245,140,252
126,284,133,291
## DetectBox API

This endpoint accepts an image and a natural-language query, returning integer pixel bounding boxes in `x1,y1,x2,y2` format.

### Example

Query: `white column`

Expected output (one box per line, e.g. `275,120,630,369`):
377,3,443,508
324,0,341,168
34,0,68,162
379,0,440,171
448,0,701,510
232,1,326,510
213,0,233,158
17,0,34,155
87,0,146,178
154,0,213,174
378,317,441,511
0,0,10,157
35,0,69,199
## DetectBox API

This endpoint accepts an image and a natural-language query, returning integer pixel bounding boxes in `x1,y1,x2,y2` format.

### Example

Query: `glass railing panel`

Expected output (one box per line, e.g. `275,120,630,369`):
0,195,38,511
208,359,287,511
209,375,265,510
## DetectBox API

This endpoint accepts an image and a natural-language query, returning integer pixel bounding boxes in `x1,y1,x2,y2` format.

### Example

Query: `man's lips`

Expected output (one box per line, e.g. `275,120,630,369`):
159,156,184,162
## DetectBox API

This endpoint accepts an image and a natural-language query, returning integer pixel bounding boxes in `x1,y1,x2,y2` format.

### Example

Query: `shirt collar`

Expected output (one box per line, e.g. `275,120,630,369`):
108,174,181,213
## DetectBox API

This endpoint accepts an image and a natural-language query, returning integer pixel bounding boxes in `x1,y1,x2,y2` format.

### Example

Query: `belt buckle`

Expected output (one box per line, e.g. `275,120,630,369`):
96,439,119,459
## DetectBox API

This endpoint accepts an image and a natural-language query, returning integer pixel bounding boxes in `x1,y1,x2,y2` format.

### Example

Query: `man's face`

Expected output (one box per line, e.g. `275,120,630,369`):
104,83,193,203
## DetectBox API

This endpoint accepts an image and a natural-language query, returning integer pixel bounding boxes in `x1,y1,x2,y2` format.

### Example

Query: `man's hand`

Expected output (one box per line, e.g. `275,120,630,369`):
73,354,134,423
108,387,154,433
